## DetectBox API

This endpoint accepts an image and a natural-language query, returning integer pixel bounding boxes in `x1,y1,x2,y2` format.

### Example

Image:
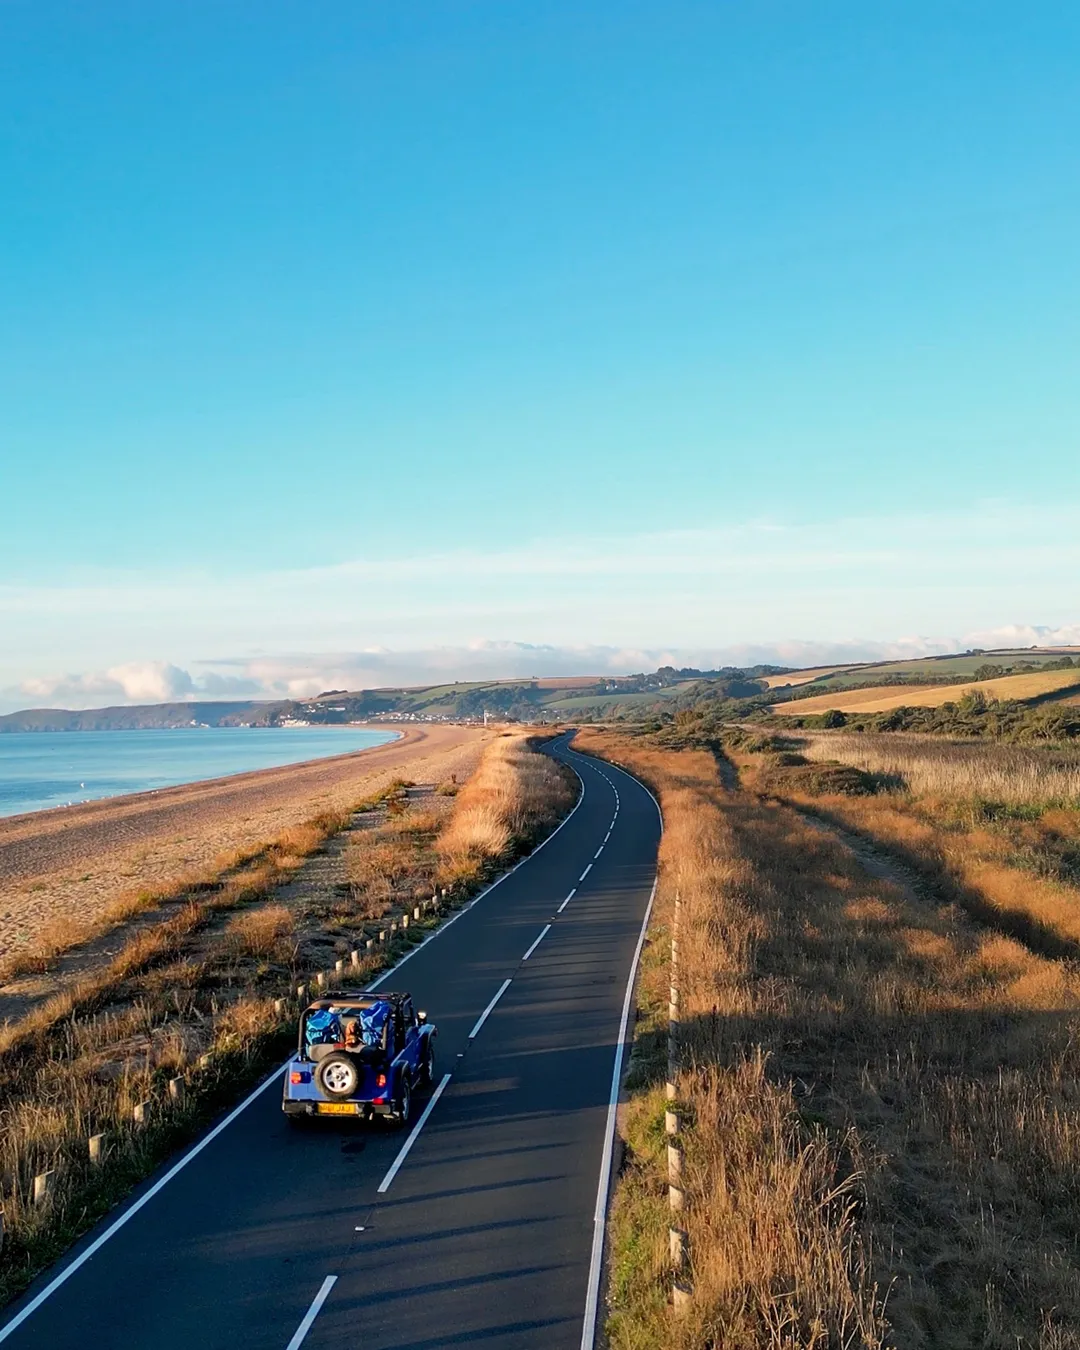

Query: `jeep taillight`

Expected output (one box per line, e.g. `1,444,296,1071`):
376,1072,387,1087
290,1072,303,1084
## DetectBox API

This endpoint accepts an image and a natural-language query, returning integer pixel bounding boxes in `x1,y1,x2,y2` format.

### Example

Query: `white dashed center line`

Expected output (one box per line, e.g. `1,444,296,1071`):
557,888,576,913
579,863,592,881
468,978,513,1039
376,1073,453,1194
286,1275,338,1349
522,923,551,961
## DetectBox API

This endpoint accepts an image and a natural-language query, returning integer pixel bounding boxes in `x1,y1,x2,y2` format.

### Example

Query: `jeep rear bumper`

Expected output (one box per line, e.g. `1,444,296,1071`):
282,1099,395,1119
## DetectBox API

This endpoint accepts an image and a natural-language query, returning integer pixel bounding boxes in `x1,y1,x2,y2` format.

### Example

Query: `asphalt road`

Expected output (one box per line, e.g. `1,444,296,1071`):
0,735,661,1350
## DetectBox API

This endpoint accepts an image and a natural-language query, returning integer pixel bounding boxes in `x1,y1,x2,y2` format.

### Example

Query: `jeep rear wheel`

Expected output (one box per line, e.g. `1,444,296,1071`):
394,1078,412,1127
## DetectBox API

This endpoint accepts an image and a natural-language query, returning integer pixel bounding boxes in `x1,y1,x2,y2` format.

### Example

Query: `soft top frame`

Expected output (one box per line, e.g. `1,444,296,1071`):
303,989,411,1015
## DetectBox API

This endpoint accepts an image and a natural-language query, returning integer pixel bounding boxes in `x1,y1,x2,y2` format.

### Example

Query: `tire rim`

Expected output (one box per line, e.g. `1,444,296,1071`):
322,1062,355,1095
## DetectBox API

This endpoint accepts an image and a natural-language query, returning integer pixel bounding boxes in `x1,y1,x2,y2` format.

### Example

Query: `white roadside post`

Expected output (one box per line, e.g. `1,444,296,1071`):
667,890,692,1313
33,1171,56,1207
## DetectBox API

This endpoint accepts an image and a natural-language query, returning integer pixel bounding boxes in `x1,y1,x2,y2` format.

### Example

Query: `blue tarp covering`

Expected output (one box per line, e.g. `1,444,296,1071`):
305,1001,391,1048
356,1002,390,1045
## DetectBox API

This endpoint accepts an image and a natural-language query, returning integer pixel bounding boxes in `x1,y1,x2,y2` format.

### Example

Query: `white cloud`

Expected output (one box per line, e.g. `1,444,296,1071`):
5,627,1080,716
18,661,194,707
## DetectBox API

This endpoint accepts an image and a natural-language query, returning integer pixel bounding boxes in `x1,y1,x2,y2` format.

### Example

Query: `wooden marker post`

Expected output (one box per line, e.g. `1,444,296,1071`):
666,889,693,1312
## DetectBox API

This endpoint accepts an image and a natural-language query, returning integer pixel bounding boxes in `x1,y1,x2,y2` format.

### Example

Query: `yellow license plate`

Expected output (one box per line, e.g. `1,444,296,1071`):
316,1102,359,1116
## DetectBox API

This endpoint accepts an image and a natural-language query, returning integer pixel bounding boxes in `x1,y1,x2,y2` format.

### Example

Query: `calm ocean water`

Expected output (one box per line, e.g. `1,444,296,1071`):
0,727,399,818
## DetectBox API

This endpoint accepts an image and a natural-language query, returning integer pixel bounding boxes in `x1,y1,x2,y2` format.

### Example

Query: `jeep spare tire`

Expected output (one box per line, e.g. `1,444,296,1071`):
316,1052,360,1099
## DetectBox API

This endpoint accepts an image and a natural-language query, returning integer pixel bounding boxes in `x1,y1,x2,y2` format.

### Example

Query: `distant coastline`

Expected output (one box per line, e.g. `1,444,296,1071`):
0,700,277,733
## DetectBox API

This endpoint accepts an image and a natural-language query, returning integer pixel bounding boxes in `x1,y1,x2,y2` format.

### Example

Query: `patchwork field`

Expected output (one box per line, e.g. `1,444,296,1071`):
760,665,864,689
773,668,1080,715
764,648,1080,695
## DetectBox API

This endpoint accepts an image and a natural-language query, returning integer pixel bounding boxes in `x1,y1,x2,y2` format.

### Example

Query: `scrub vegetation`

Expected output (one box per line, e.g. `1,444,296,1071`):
576,725,1080,1350
737,730,1080,968
796,731,1080,808
0,733,574,1310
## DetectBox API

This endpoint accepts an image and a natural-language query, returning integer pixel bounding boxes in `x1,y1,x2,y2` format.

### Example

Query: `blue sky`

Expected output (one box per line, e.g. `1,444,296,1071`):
1,3,1078,707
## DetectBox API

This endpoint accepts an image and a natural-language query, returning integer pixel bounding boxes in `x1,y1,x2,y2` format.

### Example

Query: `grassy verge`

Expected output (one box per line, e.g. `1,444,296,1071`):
0,732,574,1309
575,726,1080,1349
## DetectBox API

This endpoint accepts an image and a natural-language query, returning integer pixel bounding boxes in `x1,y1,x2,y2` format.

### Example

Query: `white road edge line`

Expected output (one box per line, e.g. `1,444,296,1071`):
579,877,658,1350
561,745,665,1350
468,977,513,1039
376,1073,453,1194
564,744,662,829
0,740,588,1343
285,1275,338,1350
579,863,592,881
521,924,551,961
0,1066,287,1345
557,888,576,913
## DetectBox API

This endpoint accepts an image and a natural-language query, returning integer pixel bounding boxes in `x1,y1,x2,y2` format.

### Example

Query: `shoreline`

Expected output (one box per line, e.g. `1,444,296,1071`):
0,724,491,961
0,724,403,827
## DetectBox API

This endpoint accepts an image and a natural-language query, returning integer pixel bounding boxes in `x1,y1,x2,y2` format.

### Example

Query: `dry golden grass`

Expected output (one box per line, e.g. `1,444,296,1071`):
435,733,576,886
773,669,1080,715
744,736,1080,967
577,727,1080,1350
0,812,347,989
225,905,293,960
798,732,1080,806
343,801,450,919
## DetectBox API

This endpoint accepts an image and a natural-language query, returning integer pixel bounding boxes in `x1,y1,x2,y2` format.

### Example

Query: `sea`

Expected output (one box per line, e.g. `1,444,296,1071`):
0,726,400,819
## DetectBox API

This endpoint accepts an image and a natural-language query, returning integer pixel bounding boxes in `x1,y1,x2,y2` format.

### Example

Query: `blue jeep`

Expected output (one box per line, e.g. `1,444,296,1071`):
282,990,436,1126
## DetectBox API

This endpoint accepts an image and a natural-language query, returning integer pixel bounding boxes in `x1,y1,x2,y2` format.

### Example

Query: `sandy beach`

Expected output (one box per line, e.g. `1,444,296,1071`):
0,723,491,959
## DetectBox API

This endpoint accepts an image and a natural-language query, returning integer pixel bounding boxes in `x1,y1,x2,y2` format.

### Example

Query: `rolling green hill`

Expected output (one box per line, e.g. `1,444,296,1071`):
5,649,1078,736
0,667,784,731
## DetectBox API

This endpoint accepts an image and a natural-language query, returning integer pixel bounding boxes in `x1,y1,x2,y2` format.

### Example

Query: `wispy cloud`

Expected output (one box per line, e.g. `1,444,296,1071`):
2,499,1077,712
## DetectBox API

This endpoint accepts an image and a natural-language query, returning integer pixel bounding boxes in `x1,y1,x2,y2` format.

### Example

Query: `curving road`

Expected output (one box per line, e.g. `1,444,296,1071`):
0,735,661,1350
